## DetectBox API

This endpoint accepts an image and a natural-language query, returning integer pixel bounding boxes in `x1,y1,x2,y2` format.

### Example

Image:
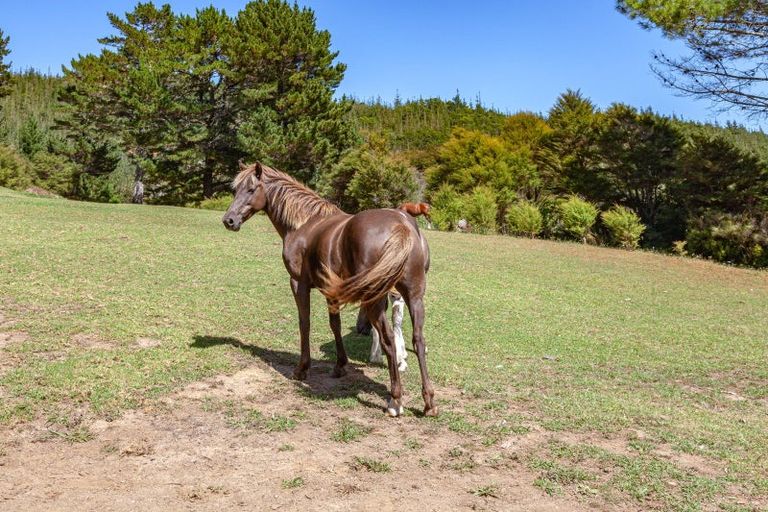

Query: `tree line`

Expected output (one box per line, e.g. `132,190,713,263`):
1,1,767,267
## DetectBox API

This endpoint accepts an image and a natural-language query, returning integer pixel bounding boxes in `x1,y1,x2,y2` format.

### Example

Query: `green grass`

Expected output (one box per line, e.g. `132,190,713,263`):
470,484,500,498
1,189,767,509
281,476,304,489
352,456,391,473
331,419,370,443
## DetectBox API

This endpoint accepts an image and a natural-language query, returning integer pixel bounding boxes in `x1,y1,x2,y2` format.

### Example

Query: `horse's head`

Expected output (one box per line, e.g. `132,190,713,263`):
222,161,267,231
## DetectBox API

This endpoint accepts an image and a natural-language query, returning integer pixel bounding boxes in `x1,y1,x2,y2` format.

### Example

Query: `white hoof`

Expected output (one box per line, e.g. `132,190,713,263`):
398,359,408,372
386,399,403,417
370,353,384,364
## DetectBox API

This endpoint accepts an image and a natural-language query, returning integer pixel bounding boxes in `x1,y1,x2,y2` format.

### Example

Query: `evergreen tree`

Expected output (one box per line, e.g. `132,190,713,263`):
544,90,604,195
0,28,10,100
619,0,768,117
60,1,353,203
674,132,767,215
597,104,681,228
233,0,355,185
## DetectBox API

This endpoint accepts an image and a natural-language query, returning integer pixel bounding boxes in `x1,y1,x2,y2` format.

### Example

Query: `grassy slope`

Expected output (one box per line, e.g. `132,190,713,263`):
1,188,767,510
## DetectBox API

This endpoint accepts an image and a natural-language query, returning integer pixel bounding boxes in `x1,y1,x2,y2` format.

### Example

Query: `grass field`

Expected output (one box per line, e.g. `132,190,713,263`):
1,187,767,511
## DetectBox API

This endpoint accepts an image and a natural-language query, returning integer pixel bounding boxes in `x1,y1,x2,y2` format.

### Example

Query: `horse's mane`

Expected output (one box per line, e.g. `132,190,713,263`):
234,163,341,230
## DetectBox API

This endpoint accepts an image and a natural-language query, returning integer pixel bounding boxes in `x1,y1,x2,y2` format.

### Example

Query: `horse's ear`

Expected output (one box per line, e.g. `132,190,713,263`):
254,161,263,179
238,159,248,171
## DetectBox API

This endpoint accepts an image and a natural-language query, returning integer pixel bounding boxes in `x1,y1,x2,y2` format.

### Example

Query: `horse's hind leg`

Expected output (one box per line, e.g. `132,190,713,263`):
406,295,437,416
366,298,403,417
327,300,348,378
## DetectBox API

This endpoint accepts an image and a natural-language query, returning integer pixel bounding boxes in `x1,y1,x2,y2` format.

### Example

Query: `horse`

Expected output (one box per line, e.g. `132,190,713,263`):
222,161,437,417
399,202,432,229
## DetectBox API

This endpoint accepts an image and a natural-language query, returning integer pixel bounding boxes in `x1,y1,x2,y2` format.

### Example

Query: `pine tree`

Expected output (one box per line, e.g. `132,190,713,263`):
619,1,768,118
60,1,354,203
0,28,12,100
233,0,355,184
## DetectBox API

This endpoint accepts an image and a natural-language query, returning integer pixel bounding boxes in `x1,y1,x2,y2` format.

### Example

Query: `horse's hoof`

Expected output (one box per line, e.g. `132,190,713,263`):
292,368,308,381
423,406,438,417
398,360,408,372
386,399,403,417
331,365,347,378
369,355,383,365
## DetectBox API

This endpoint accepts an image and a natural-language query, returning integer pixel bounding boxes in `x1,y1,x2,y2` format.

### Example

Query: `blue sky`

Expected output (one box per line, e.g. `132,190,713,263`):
2,1,758,128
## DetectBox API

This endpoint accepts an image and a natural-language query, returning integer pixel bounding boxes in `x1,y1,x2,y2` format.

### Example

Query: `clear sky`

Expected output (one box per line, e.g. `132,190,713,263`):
1,1,758,128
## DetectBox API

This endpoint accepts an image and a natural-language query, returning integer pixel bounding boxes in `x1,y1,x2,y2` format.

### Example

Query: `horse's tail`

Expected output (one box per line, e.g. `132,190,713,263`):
321,223,414,312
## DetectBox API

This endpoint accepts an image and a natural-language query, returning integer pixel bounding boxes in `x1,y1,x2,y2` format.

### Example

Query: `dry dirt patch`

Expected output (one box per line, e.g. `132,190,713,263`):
0,330,28,349
69,333,114,350
0,359,608,512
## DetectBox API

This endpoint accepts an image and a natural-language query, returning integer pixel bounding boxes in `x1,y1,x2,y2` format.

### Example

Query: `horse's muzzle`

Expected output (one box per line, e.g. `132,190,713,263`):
222,215,241,231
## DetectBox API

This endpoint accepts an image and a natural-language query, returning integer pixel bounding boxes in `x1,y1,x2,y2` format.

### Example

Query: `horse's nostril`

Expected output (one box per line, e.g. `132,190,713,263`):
225,217,234,226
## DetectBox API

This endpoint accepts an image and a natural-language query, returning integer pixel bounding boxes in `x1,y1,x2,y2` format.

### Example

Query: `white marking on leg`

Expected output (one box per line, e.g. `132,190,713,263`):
370,327,383,364
387,398,403,417
392,296,407,372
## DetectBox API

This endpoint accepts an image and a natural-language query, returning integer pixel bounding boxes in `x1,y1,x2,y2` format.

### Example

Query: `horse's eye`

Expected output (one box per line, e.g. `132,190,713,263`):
248,188,256,194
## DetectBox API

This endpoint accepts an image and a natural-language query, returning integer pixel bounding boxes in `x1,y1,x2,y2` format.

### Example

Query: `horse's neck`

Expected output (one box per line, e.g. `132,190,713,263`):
264,208,291,239
262,175,340,239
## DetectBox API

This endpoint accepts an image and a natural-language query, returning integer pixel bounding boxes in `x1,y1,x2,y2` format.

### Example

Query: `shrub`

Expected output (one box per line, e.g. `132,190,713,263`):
346,154,418,211
537,195,562,238
685,211,768,268
0,144,33,190
601,205,645,249
319,143,418,212
464,186,498,235
558,195,598,242
505,200,543,238
29,152,76,196
74,173,122,203
196,195,233,211
429,184,464,231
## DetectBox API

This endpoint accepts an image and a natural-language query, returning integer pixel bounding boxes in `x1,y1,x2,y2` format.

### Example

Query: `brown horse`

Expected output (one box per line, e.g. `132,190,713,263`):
399,202,432,226
222,162,437,417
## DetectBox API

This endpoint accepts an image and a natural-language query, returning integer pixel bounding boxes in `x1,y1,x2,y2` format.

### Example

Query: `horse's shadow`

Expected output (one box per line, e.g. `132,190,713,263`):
190,333,395,412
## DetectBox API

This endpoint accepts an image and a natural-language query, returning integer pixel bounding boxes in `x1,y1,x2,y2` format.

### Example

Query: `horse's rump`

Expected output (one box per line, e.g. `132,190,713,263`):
319,210,417,311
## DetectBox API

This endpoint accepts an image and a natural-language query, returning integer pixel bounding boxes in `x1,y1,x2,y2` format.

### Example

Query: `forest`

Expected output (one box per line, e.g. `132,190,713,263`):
1,1,767,267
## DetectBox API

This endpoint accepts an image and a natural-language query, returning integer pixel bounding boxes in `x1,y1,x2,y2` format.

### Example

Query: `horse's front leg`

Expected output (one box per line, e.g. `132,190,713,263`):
327,299,348,378
290,278,311,380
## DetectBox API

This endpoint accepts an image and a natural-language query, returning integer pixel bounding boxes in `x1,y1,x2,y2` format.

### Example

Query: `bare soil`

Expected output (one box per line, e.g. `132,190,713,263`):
0,357,618,512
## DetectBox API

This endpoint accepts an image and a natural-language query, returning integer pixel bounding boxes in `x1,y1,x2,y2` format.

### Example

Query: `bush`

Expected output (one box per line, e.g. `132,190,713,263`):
0,144,33,190
74,173,123,203
196,195,233,211
505,200,543,238
601,205,645,249
319,143,418,212
685,212,768,268
346,154,418,211
29,152,76,196
537,195,562,238
429,184,464,231
557,195,598,242
464,186,498,234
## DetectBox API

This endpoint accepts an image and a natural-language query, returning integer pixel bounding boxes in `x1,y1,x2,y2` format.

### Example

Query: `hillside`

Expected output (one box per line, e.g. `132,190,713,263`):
1,191,767,511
